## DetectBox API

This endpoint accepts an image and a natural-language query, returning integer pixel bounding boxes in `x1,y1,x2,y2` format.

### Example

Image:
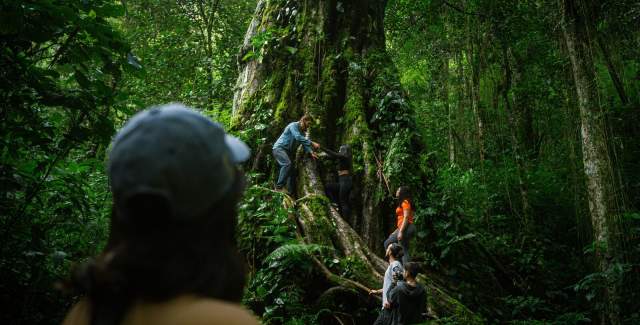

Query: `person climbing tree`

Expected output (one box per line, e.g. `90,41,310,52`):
60,104,259,325
370,243,405,325
388,262,427,325
322,144,353,219
272,115,320,194
383,186,416,264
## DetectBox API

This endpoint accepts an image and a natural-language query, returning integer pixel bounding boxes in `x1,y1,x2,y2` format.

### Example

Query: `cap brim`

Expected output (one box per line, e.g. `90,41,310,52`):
225,134,251,163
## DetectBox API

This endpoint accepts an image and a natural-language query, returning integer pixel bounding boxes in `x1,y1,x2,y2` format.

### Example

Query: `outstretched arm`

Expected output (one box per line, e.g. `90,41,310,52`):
320,147,343,158
290,122,314,153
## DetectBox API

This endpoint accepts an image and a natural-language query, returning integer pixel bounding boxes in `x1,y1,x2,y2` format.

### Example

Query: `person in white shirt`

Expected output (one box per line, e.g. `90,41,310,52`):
370,243,405,325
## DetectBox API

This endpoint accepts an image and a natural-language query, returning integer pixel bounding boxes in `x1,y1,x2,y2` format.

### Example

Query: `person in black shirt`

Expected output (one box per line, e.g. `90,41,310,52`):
388,262,427,325
321,144,352,219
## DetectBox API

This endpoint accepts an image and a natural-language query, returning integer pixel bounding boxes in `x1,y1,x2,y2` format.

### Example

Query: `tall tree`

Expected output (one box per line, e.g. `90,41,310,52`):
560,0,623,323
232,0,479,320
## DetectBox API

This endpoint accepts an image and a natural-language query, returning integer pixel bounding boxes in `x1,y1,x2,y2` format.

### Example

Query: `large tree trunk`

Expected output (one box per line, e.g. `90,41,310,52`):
232,0,402,253
560,0,623,323
232,0,479,321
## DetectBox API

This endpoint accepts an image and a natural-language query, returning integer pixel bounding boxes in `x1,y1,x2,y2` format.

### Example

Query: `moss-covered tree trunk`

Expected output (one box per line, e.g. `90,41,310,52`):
232,0,415,253
232,0,479,321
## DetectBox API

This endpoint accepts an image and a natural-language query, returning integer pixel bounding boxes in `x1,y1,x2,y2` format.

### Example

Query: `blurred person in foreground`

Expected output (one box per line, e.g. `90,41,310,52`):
60,103,259,325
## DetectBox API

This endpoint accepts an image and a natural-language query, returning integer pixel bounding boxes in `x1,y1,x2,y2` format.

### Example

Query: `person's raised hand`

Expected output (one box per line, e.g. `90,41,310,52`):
383,301,391,309
312,141,320,149
398,231,403,241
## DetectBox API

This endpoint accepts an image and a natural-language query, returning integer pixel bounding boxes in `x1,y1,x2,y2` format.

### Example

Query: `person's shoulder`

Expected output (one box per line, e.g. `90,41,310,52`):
288,121,298,128
180,297,260,325
62,299,90,325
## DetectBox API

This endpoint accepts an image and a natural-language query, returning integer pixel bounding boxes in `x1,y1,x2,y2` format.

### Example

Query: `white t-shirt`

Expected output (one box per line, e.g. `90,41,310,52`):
382,260,403,307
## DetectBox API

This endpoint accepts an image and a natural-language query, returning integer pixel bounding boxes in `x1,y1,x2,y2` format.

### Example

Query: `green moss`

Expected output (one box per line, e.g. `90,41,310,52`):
338,256,378,288
274,74,294,124
297,195,335,247
320,55,337,107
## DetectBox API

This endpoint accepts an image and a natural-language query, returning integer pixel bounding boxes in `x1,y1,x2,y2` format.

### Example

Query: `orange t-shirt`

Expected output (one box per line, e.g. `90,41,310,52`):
395,199,414,229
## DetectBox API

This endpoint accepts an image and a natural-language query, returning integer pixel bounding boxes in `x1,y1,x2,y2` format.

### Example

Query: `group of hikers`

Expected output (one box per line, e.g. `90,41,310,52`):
273,114,427,324
60,105,426,325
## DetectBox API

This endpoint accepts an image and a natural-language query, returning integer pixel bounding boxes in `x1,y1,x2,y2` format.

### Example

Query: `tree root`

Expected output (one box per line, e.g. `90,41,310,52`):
289,157,483,322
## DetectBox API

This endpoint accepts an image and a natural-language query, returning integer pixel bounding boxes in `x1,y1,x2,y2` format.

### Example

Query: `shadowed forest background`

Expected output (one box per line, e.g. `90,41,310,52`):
1,0,640,324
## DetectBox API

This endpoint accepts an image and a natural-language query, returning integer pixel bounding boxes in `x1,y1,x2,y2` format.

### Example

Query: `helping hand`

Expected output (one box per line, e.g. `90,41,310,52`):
311,152,319,159
312,142,320,149
398,231,403,241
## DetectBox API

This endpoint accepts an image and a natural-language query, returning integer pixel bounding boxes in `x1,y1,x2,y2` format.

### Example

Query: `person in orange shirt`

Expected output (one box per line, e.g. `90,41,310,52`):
383,186,416,264
59,104,259,325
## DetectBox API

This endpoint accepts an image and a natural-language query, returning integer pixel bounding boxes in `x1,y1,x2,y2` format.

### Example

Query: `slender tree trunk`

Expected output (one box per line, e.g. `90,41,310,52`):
561,1,623,323
443,55,455,164
455,50,468,163
502,46,533,234
596,31,629,106
467,21,485,163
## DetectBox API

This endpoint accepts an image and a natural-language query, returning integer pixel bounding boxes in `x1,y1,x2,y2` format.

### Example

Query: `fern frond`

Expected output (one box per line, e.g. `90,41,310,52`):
265,243,329,263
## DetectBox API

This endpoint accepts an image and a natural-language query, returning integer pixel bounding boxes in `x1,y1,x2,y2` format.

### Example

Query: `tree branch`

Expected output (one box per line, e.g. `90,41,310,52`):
442,0,486,18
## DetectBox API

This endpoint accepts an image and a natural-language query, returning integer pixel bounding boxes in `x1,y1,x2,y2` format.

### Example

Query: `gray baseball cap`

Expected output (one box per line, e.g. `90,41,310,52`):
108,103,250,220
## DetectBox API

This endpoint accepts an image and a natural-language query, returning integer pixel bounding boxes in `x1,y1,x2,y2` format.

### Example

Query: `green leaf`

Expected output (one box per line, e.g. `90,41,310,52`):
285,46,297,54
242,51,256,62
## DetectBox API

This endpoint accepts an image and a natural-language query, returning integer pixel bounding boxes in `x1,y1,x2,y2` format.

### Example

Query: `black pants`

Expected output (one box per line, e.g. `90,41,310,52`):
383,223,416,265
373,308,393,325
325,175,352,219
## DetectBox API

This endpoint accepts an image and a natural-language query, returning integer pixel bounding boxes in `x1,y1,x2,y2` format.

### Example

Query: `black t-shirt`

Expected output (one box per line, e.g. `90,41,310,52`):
389,281,427,325
322,147,352,171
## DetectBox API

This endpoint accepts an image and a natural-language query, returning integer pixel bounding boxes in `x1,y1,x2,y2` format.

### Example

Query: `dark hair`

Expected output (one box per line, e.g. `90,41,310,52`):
404,262,421,278
300,114,312,124
338,144,351,158
389,243,405,260
397,186,412,207
63,168,247,325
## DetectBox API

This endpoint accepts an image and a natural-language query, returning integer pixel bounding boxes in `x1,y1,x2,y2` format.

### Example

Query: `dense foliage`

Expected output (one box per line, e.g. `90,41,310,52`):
0,1,254,324
1,0,639,324
386,0,640,323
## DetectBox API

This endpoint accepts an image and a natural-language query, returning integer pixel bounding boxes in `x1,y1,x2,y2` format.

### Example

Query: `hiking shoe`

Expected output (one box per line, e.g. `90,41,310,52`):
275,187,289,195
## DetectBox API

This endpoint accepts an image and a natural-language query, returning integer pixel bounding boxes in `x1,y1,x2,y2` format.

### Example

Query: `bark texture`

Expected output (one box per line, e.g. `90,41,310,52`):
232,0,479,321
560,0,623,323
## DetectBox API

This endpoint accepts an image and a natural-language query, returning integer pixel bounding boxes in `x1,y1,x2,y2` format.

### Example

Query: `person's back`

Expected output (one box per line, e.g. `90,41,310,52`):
389,281,426,325
388,262,426,325
63,296,258,325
